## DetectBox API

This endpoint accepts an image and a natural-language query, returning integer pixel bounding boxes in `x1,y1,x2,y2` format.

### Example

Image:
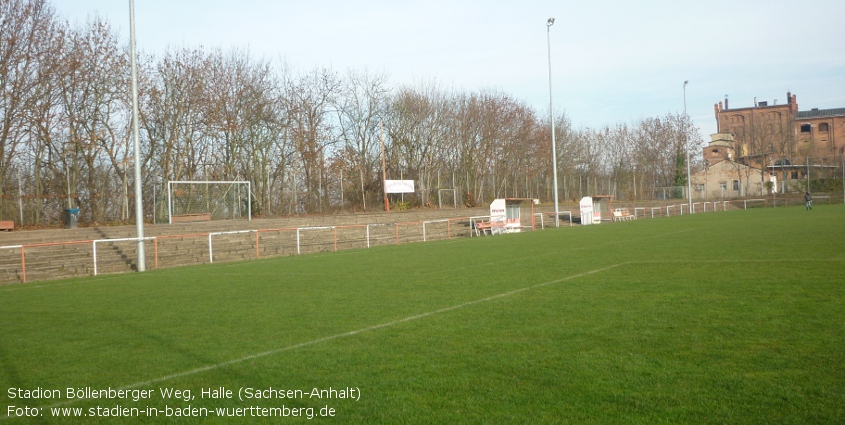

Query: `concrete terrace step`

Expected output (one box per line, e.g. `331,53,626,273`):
0,207,511,285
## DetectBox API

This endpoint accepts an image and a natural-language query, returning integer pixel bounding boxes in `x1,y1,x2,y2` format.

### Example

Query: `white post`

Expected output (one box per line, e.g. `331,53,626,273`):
547,18,560,228
129,0,145,271
93,241,98,276
684,80,692,214
208,233,214,263
167,181,172,224
18,168,23,226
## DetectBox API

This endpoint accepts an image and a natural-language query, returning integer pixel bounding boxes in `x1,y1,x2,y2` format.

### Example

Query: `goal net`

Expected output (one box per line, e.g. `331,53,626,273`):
167,181,251,224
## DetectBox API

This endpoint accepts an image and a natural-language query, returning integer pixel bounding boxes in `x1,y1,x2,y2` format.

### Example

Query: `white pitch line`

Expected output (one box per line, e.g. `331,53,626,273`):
122,262,628,389
0,262,627,419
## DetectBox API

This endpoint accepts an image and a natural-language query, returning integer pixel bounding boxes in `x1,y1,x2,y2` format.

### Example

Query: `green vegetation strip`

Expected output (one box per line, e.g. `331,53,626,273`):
1,205,843,424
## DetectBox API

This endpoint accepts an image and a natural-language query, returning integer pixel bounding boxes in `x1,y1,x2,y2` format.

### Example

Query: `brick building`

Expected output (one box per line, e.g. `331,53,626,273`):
714,92,845,160
702,92,845,195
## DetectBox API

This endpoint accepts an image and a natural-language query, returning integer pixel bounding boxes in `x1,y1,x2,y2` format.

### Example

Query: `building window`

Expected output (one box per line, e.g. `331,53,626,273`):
732,180,739,191
720,182,727,191
695,184,705,192
800,124,811,133
819,123,829,132
791,171,798,179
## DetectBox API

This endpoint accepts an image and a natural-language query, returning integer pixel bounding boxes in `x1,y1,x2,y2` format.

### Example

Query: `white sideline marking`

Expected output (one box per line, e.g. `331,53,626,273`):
0,263,626,418
124,263,628,388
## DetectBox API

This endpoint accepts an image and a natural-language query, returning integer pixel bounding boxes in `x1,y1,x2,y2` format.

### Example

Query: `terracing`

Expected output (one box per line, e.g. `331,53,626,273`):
4,196,726,285
0,207,498,285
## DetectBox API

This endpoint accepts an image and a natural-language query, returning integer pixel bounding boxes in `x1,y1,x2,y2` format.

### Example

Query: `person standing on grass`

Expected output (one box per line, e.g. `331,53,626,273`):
805,191,812,210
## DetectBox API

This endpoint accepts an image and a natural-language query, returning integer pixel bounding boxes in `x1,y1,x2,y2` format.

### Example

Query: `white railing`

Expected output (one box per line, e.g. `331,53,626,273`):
743,199,766,209
533,213,545,229
365,223,389,247
469,216,491,237
208,230,255,263
296,226,334,255
633,207,646,219
560,211,573,227
422,219,450,242
4,197,795,284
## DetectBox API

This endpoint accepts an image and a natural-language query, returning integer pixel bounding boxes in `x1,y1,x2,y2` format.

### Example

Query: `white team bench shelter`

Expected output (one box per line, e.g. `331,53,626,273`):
579,195,614,225
475,198,538,235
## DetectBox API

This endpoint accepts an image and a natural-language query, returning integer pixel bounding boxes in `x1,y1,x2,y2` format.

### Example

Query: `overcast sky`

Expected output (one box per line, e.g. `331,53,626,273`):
55,0,845,141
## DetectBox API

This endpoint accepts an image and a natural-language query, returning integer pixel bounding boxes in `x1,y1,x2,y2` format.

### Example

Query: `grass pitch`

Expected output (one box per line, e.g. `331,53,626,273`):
1,204,844,424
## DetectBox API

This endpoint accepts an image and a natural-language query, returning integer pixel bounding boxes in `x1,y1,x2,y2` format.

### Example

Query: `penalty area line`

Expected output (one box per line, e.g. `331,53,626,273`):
0,262,628,419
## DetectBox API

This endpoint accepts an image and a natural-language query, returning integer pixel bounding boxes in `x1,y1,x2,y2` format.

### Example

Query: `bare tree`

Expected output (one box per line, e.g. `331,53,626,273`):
285,67,340,213
0,0,59,219
335,69,389,211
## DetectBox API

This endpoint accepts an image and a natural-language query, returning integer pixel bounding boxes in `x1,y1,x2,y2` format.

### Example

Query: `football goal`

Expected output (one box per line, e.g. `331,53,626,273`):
438,188,458,209
167,181,251,224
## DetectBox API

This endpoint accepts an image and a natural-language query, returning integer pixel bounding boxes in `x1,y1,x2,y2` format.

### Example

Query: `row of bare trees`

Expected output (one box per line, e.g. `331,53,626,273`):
1,0,702,226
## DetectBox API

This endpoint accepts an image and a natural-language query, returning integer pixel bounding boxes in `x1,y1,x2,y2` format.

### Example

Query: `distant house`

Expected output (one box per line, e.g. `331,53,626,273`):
691,133,768,199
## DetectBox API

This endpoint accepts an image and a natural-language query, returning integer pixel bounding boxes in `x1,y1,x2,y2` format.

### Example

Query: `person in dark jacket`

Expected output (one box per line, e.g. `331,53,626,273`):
805,191,812,210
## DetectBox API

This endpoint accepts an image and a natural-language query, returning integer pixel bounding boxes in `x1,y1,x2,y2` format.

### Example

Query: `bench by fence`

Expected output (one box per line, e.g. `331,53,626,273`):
0,221,14,231
612,208,635,222
171,213,211,223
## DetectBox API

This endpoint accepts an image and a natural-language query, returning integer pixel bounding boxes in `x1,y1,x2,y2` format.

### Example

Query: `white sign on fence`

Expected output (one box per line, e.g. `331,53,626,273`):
385,180,415,194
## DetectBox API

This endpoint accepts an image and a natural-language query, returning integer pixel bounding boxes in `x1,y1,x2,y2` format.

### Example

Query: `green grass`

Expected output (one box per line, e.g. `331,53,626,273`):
1,204,844,424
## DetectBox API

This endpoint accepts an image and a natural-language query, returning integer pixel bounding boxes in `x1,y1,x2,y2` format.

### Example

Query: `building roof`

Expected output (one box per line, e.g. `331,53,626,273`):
796,108,845,119
705,158,762,172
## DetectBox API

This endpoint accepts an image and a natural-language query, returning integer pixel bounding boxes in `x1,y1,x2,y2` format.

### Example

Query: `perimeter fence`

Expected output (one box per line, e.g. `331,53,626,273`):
1,195,841,285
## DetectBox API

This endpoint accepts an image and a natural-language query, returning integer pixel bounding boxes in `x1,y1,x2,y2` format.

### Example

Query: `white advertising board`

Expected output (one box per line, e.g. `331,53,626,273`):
579,196,594,225
385,180,415,194
489,198,506,219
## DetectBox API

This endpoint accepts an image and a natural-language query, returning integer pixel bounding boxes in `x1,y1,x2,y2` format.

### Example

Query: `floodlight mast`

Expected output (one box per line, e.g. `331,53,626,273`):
129,0,145,271
684,80,692,212
547,17,560,227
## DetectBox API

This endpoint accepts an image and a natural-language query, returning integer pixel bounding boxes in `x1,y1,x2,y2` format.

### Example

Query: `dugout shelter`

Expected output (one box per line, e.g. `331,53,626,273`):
579,195,613,225
477,198,538,234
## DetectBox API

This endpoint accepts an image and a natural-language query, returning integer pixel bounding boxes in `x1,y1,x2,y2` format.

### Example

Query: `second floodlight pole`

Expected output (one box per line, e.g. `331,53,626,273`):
381,121,389,212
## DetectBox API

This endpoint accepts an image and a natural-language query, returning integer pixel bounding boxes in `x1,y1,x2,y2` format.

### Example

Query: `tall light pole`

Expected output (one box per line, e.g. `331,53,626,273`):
547,18,560,227
129,0,145,271
684,80,692,213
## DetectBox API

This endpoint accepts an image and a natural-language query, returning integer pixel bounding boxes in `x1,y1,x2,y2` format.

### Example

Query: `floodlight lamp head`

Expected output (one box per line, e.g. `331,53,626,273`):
547,18,555,26
684,80,688,86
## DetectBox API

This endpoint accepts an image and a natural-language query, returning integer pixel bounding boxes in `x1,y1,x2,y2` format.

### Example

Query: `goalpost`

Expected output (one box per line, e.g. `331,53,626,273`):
438,188,458,209
167,181,251,224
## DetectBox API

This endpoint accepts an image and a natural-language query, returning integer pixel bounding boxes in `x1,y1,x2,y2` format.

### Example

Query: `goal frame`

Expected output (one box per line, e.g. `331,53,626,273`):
167,180,251,224
437,188,458,209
